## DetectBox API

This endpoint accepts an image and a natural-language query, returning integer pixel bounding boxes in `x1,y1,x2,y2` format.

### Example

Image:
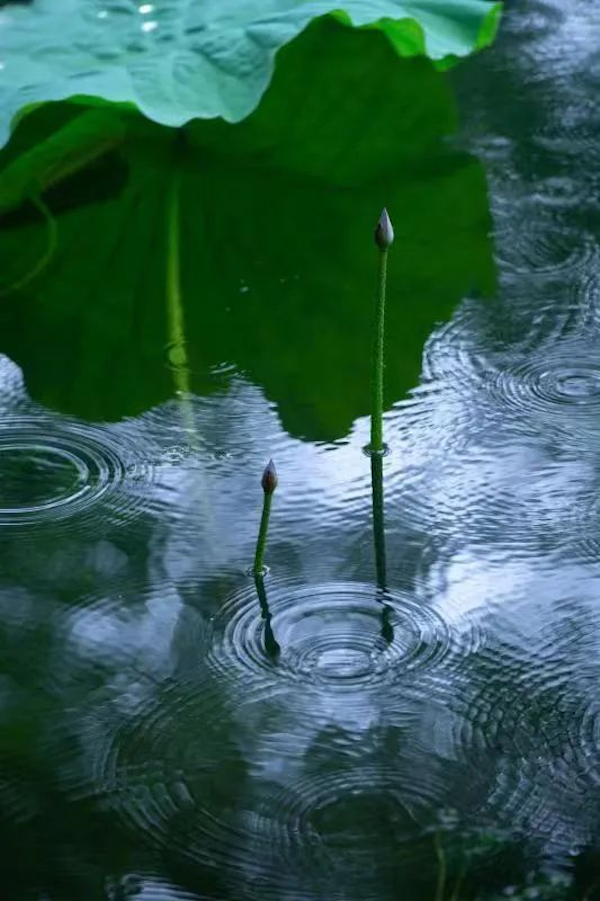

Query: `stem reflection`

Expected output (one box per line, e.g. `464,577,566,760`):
371,452,394,645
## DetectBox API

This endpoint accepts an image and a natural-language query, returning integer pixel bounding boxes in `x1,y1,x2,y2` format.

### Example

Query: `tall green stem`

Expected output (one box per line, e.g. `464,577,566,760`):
369,211,394,639
371,208,393,452
370,246,388,453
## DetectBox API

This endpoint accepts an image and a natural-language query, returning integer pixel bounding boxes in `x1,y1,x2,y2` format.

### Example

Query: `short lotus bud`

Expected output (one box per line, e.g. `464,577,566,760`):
374,208,394,250
261,459,278,495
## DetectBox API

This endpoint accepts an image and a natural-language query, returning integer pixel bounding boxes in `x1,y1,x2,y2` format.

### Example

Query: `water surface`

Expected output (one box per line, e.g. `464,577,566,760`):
1,1,600,898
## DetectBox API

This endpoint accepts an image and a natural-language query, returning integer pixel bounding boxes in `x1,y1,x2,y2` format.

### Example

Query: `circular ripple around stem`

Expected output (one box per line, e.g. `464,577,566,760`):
206,579,452,692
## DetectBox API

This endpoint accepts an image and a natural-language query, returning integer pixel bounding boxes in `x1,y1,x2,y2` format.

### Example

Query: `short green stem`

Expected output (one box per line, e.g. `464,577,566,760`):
254,492,273,575
370,247,388,453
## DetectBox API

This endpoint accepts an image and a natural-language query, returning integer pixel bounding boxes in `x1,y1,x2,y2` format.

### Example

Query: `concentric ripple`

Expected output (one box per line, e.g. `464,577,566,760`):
495,215,595,280
264,765,438,857
206,579,451,690
0,417,153,531
498,358,600,412
86,676,451,900
443,618,600,854
484,339,600,443
88,682,322,889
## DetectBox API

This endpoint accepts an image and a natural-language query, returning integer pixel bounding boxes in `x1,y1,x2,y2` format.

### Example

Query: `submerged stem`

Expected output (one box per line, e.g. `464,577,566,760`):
433,832,447,901
166,170,192,399
371,452,386,590
254,573,280,661
371,450,394,644
0,195,58,297
165,162,214,540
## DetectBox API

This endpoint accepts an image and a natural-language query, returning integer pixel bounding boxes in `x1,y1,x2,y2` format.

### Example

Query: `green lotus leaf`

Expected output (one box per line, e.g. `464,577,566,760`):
0,20,495,440
0,0,501,145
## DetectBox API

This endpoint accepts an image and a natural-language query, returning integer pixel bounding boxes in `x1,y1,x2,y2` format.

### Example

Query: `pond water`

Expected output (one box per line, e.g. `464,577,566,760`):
1,0,600,899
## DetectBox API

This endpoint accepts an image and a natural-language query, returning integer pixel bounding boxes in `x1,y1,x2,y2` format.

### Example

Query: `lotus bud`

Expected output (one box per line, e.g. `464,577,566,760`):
374,208,394,250
261,459,278,495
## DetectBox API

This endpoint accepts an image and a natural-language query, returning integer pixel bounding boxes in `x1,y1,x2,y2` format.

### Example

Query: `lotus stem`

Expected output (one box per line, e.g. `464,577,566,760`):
370,208,394,453
254,460,278,575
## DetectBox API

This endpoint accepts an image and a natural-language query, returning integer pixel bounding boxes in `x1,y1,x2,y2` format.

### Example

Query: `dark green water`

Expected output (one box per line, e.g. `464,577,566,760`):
1,1,600,898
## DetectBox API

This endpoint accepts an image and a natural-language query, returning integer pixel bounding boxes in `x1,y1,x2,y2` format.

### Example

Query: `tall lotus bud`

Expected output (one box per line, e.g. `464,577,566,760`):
261,459,278,495
374,208,394,250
